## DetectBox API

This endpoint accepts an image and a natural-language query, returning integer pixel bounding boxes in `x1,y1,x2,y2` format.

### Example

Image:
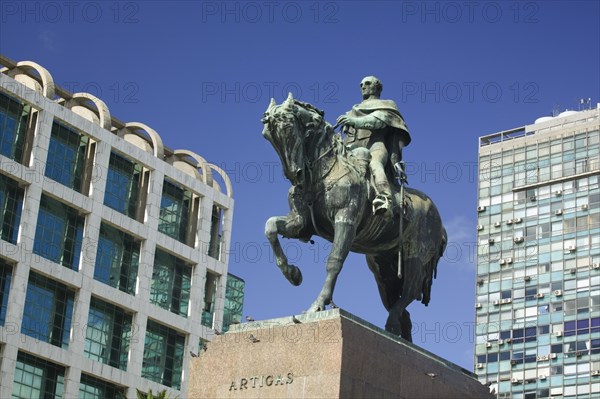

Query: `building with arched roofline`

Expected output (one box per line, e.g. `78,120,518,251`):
0,55,243,399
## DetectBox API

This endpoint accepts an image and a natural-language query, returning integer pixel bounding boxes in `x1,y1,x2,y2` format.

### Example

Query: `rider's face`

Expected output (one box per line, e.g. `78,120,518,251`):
360,78,379,99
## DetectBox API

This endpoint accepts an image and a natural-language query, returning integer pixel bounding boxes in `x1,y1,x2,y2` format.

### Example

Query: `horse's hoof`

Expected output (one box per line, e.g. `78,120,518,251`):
286,265,303,286
385,322,402,336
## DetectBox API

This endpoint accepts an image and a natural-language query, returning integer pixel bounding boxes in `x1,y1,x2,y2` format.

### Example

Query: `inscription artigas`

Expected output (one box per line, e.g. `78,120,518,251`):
229,373,294,391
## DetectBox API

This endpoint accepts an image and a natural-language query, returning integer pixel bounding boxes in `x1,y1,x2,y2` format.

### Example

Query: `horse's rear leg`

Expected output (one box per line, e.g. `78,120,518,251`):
265,215,306,286
386,259,420,342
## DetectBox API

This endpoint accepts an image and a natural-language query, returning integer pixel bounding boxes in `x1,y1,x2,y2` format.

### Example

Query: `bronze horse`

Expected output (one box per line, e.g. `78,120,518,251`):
262,93,447,341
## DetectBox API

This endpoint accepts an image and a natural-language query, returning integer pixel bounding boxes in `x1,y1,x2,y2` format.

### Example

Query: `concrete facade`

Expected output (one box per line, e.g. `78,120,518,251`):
475,107,600,398
189,309,493,398
0,56,235,398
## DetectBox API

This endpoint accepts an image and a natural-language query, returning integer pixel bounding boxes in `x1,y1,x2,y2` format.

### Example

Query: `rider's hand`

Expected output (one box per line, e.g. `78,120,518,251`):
336,115,358,127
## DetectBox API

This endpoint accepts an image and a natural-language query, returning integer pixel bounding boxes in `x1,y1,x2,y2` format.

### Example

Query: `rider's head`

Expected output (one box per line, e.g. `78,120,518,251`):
360,76,382,99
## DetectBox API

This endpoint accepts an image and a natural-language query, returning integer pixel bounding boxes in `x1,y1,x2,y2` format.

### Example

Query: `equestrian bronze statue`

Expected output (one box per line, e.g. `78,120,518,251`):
261,92,447,342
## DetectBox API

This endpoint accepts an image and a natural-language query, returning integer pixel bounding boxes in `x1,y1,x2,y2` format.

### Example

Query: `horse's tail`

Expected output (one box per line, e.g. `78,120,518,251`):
421,226,447,306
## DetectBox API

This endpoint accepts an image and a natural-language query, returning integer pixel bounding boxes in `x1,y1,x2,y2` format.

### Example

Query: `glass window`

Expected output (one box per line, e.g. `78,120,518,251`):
104,152,143,219
21,272,75,348
33,195,84,270
0,259,13,325
94,223,140,295
142,320,185,389
150,249,192,317
0,173,24,244
0,92,31,163
84,297,132,370
12,352,65,399
202,271,219,328
223,273,245,332
208,204,224,260
45,122,91,193
159,179,194,244
79,374,126,399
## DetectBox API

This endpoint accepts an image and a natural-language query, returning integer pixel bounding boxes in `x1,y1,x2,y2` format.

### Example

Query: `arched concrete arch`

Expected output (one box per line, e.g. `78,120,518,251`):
121,122,165,159
14,61,56,99
172,150,214,188
208,163,233,198
65,92,111,131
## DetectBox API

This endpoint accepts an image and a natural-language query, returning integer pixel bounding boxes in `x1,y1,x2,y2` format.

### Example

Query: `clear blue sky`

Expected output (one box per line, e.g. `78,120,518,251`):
1,1,598,370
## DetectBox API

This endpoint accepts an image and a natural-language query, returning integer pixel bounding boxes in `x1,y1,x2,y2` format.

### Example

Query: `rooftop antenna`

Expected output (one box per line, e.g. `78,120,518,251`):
579,98,592,111
552,104,560,117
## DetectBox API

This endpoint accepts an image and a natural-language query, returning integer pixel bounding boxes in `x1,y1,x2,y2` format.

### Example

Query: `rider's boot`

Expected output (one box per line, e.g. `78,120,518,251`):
373,180,392,217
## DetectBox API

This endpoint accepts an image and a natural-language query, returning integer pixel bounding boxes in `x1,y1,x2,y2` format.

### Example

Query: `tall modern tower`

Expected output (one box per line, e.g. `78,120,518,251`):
0,56,243,398
475,106,599,398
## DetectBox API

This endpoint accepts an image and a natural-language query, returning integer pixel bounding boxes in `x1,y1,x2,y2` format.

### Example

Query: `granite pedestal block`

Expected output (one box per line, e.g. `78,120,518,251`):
189,309,492,398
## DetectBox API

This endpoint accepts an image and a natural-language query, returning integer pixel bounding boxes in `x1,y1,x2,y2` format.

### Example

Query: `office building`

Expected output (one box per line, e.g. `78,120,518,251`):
475,106,599,398
0,56,243,398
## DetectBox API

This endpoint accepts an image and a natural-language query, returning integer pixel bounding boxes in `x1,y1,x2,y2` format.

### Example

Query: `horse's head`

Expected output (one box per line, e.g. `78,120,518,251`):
262,93,328,186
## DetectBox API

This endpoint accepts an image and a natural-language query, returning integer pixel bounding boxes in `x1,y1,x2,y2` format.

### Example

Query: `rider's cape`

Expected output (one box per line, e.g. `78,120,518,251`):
345,98,412,146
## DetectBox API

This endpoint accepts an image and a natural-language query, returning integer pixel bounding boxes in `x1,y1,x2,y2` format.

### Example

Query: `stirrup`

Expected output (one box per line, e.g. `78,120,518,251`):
372,195,391,216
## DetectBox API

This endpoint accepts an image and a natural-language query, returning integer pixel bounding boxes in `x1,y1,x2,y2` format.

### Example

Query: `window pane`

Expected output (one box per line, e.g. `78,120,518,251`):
45,122,89,192
104,152,141,218
33,195,84,270
21,272,75,349
12,352,65,399
142,320,185,389
0,92,30,163
150,249,191,317
0,173,24,244
84,297,132,371
159,179,191,243
94,223,140,294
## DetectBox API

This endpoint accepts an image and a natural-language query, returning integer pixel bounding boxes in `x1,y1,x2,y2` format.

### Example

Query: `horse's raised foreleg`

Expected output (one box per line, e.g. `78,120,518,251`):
265,215,306,286
308,220,356,312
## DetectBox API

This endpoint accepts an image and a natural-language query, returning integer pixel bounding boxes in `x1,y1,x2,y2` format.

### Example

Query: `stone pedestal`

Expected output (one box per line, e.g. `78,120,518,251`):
189,309,492,398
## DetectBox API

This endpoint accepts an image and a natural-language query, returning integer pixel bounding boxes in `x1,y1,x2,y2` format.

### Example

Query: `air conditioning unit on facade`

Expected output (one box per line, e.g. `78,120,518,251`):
535,293,544,298
486,342,492,348
493,300,500,306
539,375,547,380
477,224,484,231
488,238,495,244
592,370,600,376
537,355,549,361
506,219,514,225
505,338,512,344
554,290,562,296
498,339,505,345
524,276,531,282
592,263,600,270
501,298,512,304
555,331,563,337
499,259,506,265
555,190,562,196
581,204,588,210
555,209,563,215
514,217,523,223
510,360,518,366
567,245,576,252
514,237,524,243
494,221,502,227
506,257,513,264
550,353,557,359
476,363,484,369
475,303,482,309
478,206,486,212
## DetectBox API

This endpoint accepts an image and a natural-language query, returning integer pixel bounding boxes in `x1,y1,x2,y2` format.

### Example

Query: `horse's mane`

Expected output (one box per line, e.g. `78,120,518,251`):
293,99,325,118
